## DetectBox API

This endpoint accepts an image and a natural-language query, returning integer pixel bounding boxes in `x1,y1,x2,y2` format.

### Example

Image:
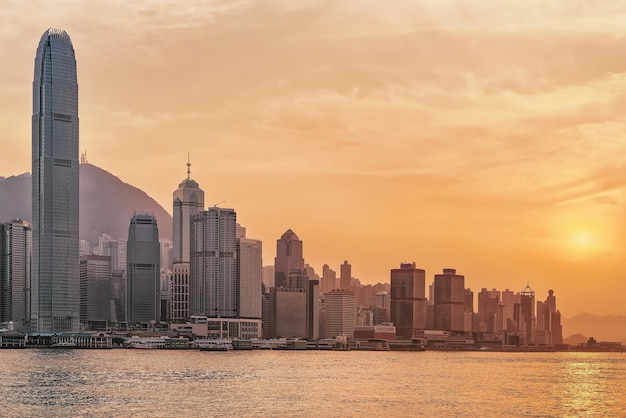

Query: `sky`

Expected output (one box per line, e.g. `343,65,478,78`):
2,0,626,317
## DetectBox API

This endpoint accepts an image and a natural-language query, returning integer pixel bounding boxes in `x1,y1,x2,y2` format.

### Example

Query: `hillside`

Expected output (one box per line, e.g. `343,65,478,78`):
0,163,172,244
563,313,626,343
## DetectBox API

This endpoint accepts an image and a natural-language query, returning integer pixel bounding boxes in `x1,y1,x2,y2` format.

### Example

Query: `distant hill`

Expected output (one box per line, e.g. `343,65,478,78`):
563,333,588,346
0,163,172,244
563,313,626,343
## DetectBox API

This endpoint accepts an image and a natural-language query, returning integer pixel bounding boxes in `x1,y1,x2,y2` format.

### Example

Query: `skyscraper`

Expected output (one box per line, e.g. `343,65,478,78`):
32,28,80,333
79,255,112,325
126,213,160,324
340,260,352,290
172,158,204,263
170,159,204,322
324,289,356,338
433,268,466,332
237,237,262,319
390,262,427,339
274,229,304,288
189,207,237,318
1,220,32,331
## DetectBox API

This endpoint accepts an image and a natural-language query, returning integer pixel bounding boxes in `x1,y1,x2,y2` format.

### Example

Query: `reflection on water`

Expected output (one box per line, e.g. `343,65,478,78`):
0,350,623,417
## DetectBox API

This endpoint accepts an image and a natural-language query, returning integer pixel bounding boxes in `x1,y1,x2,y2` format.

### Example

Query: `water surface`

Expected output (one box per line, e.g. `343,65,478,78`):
0,350,624,417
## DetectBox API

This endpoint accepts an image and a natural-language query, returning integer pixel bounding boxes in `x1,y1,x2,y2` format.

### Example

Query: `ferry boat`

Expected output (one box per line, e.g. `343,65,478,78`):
126,336,168,349
194,339,233,351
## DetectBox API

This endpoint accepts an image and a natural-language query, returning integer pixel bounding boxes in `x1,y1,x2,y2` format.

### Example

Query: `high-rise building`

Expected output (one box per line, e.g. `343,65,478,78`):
324,289,356,338
274,229,304,288
322,264,337,294
390,262,427,339
1,220,32,331
189,207,237,318
170,263,190,323
31,28,80,333
433,268,466,332
262,265,274,292
111,269,125,323
126,213,160,324
172,158,204,264
519,284,535,345
340,260,352,290
477,288,501,332
237,237,262,319
79,255,112,325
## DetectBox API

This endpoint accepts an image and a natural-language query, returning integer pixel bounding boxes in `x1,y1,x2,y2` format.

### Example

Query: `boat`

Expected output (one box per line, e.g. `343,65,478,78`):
194,339,233,351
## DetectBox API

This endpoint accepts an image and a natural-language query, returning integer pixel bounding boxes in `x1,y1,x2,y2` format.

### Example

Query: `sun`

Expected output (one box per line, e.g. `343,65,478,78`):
546,209,615,260
570,230,595,250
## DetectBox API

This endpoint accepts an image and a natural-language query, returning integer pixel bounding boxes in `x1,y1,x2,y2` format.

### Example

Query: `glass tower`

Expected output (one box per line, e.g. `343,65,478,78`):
190,207,237,318
31,28,80,332
127,213,161,324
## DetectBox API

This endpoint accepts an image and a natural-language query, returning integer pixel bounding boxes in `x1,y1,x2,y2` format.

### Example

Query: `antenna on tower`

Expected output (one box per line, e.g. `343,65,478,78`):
186,152,191,179
213,201,226,207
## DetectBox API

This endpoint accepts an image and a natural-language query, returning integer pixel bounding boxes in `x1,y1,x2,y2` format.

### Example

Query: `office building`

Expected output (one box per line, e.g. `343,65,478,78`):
433,268,466,332
390,262,427,339
32,28,80,333
1,220,32,331
519,284,535,345
172,158,204,264
238,237,262,319
189,207,237,318
323,289,356,338
340,260,352,290
126,213,160,324
321,264,337,294
274,229,304,288
79,255,112,325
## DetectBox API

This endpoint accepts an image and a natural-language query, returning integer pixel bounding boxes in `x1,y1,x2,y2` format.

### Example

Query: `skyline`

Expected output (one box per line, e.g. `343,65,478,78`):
2,2,626,316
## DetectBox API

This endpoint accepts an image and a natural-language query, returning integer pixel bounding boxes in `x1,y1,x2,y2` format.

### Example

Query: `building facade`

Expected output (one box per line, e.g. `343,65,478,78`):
126,213,161,324
390,263,427,339
172,160,204,264
31,28,80,333
189,207,237,318
274,229,304,288
340,260,352,290
79,255,112,325
433,268,466,332
323,289,356,338
1,220,32,331
237,237,262,319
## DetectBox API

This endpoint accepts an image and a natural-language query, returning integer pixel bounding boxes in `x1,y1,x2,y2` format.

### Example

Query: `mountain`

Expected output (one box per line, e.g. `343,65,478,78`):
563,333,588,346
563,313,626,343
0,163,172,244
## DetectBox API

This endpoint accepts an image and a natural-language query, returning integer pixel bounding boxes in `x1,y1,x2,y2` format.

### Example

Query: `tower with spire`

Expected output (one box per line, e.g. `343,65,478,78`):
171,155,204,322
172,154,204,263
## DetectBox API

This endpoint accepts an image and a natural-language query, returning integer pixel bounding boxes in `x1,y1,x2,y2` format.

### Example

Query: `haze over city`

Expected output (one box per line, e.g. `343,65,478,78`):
2,1,626,317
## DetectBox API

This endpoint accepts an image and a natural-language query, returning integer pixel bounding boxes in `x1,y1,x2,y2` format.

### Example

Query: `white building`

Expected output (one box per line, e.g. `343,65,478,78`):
324,289,356,338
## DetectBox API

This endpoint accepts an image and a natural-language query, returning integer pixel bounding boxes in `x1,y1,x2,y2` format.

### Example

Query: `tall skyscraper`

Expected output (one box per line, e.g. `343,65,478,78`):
190,207,237,318
237,237,263,319
324,289,356,338
340,260,352,290
172,158,204,264
390,263,427,339
79,255,112,325
322,264,337,294
1,220,32,331
519,284,535,345
32,28,80,333
433,268,466,332
170,160,204,322
274,229,304,288
126,213,160,324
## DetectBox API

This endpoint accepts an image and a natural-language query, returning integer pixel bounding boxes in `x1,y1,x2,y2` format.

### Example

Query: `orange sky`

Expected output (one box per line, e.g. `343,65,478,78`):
1,1,626,316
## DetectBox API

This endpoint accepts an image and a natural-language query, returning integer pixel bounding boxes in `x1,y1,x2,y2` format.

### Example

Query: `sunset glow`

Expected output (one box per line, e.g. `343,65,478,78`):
1,1,626,316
